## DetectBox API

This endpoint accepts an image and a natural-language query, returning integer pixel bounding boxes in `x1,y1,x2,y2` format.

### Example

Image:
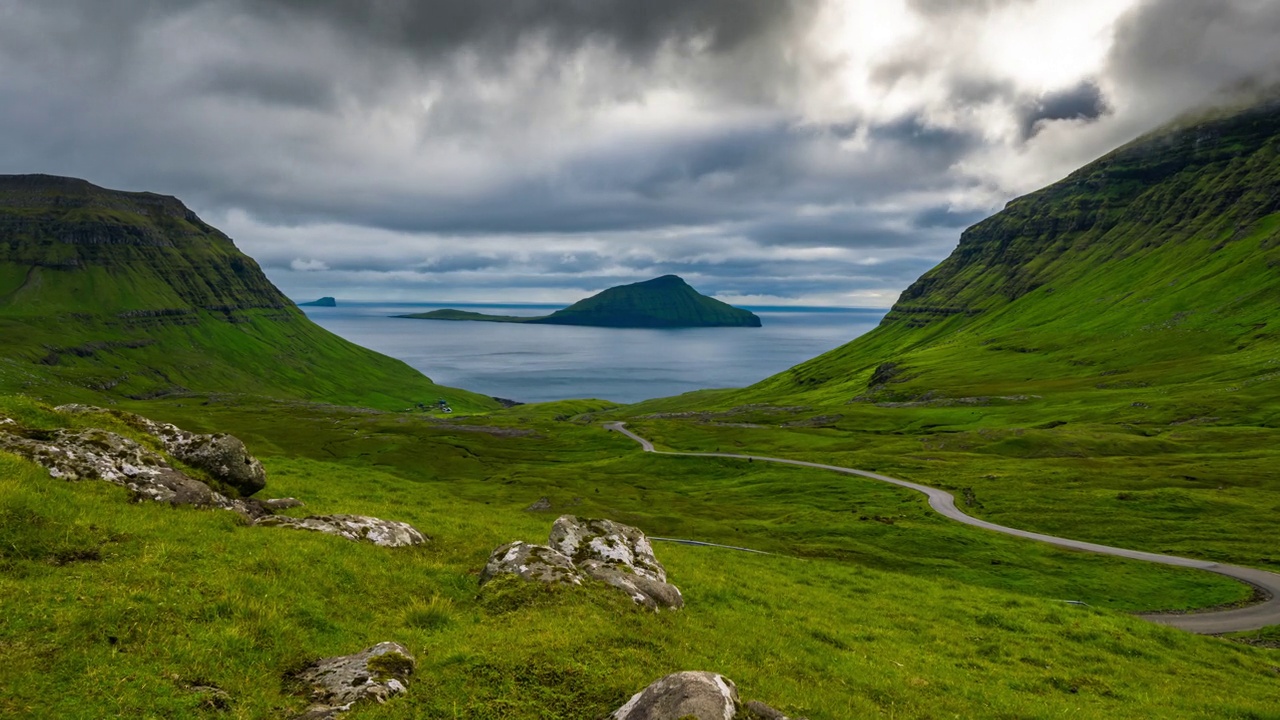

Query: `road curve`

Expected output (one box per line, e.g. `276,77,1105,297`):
604,422,1280,634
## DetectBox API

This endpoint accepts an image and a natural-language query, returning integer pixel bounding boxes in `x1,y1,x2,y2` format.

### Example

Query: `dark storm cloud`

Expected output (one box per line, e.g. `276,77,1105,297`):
1017,81,1110,140
249,0,819,62
1109,0,1280,101
195,64,339,111
202,115,981,240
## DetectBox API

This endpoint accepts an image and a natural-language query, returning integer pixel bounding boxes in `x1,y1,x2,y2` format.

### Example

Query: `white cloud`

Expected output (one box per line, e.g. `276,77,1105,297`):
290,258,330,272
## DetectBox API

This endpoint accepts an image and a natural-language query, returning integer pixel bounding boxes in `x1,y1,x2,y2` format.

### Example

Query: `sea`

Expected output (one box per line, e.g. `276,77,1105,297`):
300,302,886,405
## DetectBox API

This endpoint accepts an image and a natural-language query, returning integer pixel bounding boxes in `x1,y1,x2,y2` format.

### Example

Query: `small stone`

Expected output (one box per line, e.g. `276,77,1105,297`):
525,496,552,511
263,497,305,510
188,685,232,712
744,700,806,720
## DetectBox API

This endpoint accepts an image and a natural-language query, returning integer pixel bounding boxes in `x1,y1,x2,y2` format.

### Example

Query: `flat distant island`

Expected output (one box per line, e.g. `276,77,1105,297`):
298,296,337,307
396,275,762,328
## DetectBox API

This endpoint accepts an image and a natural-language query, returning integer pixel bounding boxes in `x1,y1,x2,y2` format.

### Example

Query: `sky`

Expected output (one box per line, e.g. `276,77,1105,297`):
3,0,1280,307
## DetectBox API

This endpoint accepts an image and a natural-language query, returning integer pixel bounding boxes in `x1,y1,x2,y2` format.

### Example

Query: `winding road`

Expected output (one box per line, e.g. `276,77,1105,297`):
604,422,1280,634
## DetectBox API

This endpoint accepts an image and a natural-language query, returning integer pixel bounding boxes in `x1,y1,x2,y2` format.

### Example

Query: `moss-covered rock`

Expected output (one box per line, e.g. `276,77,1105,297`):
482,516,684,610
291,642,414,719
255,514,428,547
57,404,266,495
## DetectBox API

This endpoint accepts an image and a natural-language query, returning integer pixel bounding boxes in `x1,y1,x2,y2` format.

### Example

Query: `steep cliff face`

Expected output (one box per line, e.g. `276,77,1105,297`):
730,95,1280,414
884,98,1280,328
0,174,290,315
0,175,496,411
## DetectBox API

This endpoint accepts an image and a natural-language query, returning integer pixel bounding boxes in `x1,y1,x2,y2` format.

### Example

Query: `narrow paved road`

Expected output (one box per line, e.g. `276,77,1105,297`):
604,422,1280,634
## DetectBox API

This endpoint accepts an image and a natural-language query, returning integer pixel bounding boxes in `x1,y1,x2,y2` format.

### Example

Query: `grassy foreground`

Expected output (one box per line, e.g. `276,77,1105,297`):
2,397,1277,719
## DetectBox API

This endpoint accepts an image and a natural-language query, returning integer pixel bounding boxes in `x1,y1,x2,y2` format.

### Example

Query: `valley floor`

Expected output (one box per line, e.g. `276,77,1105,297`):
2,395,1278,719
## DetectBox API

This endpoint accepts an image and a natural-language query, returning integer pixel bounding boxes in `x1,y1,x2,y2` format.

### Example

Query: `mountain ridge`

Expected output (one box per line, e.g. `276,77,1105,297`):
0,174,495,411
691,93,1280,417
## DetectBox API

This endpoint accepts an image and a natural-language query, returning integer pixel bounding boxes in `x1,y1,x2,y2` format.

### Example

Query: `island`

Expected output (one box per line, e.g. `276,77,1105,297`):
298,296,337,307
396,275,762,328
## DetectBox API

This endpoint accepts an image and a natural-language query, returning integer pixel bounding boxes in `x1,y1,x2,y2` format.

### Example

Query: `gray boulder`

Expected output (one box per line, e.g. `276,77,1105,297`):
0,428,220,507
611,674,807,720
256,514,428,547
482,517,683,608
612,671,740,720
56,405,266,496
549,515,683,609
579,560,684,610
292,642,414,719
479,541,583,586
550,515,667,580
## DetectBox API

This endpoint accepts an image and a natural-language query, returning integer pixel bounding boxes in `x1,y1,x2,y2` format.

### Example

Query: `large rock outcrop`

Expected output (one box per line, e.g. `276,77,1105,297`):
56,405,266,495
611,673,806,720
0,410,423,543
1,426,223,507
256,514,428,548
480,515,683,609
291,642,414,719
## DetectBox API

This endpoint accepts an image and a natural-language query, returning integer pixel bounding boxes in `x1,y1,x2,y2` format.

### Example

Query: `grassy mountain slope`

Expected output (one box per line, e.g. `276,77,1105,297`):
729,97,1280,414
0,175,496,411
400,275,763,328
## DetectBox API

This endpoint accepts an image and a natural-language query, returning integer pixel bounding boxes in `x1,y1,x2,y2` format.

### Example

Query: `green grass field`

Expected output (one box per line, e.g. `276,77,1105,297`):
2,397,1278,719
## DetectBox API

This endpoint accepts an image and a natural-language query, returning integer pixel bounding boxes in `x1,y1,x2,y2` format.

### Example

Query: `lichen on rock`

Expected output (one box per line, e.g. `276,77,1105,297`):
479,541,583,586
550,515,668,582
482,516,683,609
611,673,807,720
612,671,740,720
291,642,414,719
255,514,428,547
0,427,219,507
56,404,266,496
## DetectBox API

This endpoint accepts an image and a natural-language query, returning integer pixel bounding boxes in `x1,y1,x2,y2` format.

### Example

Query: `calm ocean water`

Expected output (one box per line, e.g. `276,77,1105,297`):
300,302,886,404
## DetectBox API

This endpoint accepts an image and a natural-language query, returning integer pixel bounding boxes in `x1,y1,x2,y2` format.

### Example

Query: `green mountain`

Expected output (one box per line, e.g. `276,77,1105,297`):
297,296,336,307
706,95,1280,419
0,174,495,411
399,275,763,328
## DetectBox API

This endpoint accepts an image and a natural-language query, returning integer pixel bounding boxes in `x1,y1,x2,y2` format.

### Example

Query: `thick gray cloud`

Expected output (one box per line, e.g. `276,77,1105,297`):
249,0,817,62
1109,0,1280,107
1018,81,1110,140
0,0,1277,306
